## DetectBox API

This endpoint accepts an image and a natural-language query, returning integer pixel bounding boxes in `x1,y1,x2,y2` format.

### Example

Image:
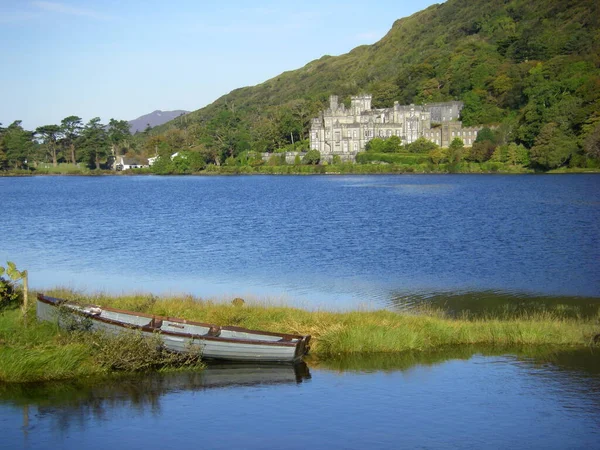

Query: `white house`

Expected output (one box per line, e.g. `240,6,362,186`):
114,156,149,170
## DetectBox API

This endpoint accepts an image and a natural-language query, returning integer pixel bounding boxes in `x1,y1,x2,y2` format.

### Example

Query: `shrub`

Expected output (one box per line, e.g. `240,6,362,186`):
0,277,19,311
87,330,202,372
0,263,24,311
303,150,321,165
405,137,438,154
150,155,175,174
365,138,386,153
268,154,285,166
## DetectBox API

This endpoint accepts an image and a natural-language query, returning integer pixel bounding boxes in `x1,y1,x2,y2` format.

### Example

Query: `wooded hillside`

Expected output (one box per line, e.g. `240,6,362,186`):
1,0,598,172
154,0,598,155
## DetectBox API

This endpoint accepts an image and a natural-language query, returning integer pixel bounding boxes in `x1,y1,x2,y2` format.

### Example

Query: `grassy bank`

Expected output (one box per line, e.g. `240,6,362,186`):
0,163,560,176
1,290,597,383
4,162,600,176
0,300,203,383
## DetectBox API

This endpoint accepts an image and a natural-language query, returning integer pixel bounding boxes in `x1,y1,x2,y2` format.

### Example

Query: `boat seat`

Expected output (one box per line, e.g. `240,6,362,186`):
150,317,163,328
206,326,221,337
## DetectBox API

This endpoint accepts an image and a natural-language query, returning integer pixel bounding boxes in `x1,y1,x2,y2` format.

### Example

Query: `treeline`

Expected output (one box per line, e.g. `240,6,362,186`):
2,0,599,174
0,117,131,172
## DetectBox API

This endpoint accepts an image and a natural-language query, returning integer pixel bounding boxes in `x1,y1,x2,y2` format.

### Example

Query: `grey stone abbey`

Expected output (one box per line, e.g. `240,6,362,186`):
310,94,482,162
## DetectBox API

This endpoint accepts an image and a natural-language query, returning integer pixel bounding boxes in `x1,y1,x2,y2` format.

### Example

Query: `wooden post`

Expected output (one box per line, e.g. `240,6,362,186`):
22,270,28,318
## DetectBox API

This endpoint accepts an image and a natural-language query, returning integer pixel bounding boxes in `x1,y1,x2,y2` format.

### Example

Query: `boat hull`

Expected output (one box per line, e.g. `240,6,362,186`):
36,294,310,363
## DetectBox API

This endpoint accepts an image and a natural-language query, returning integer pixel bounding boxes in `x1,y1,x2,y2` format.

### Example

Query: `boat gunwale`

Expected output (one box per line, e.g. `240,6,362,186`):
37,294,307,349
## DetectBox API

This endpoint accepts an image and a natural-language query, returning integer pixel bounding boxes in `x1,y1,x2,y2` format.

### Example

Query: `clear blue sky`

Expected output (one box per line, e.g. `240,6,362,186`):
0,0,441,130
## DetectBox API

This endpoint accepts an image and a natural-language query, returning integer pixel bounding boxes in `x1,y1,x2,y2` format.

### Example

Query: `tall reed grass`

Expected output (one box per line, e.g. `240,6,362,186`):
45,289,600,356
1,290,597,383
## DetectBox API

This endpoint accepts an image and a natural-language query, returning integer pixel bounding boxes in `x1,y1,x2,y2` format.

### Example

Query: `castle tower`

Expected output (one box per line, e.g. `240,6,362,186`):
350,94,372,115
329,95,339,110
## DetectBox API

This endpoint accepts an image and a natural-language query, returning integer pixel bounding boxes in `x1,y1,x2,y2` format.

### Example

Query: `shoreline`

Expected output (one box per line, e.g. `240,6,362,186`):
2,166,599,177
1,290,598,384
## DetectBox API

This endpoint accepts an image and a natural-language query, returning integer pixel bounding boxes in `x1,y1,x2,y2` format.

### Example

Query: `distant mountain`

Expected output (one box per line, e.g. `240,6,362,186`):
128,110,189,134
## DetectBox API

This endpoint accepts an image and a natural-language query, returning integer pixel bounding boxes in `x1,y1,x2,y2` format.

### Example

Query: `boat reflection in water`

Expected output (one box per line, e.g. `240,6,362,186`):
3,348,600,450
196,361,311,388
2,362,311,435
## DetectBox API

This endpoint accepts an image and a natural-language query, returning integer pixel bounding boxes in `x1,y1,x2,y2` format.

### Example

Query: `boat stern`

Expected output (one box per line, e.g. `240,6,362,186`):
294,335,311,360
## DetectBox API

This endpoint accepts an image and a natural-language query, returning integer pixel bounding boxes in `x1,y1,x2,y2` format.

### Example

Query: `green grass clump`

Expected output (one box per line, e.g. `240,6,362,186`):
0,305,203,383
46,289,600,357
0,346,94,383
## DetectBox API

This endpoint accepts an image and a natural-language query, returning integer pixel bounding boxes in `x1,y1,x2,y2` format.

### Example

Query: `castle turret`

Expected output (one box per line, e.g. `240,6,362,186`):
329,95,339,110
350,94,372,115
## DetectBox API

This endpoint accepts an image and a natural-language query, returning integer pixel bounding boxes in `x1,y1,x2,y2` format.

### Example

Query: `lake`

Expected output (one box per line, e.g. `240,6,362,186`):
1,349,599,450
1,174,600,448
1,174,599,311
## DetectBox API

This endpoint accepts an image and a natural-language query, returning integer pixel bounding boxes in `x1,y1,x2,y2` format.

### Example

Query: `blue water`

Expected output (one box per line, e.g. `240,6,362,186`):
1,174,599,309
1,351,599,450
2,175,600,448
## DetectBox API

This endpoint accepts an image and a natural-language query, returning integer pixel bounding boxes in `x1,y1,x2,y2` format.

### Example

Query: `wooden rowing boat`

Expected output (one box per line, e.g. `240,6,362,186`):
36,294,311,363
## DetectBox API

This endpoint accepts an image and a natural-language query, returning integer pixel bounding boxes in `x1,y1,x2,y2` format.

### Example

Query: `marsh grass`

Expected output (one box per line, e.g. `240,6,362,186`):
2,289,598,382
0,303,203,383
45,289,600,356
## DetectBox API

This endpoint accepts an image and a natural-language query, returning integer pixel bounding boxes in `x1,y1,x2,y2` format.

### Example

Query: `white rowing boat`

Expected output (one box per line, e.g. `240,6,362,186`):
37,294,310,363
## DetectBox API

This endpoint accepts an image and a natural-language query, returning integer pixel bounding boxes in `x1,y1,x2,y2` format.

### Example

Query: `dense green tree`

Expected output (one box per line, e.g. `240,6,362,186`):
583,122,600,160
35,125,62,167
491,142,529,166
474,127,496,145
429,147,446,167
203,106,250,164
274,106,302,146
446,138,464,169
467,141,495,162
365,138,386,153
529,123,577,169
406,137,438,154
60,116,82,164
150,155,174,175
467,126,498,162
0,123,7,170
144,135,167,159
168,151,206,173
81,118,109,169
289,99,315,141
370,80,402,108
384,135,402,153
2,121,34,169
302,149,320,165
250,114,280,153
163,128,186,151
107,119,132,166
186,152,207,172
506,143,530,166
